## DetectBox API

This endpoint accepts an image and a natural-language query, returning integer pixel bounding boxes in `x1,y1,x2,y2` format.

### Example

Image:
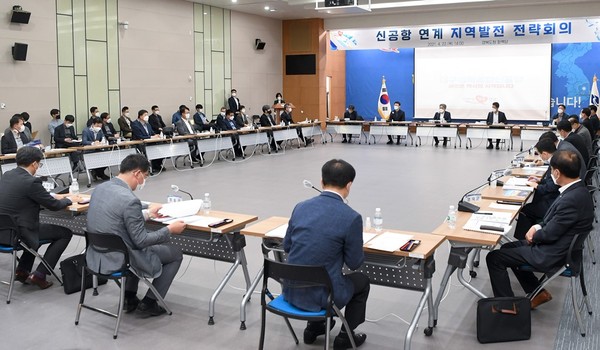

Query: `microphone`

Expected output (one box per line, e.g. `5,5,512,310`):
458,169,510,213
171,184,194,200
303,180,322,193
514,145,534,158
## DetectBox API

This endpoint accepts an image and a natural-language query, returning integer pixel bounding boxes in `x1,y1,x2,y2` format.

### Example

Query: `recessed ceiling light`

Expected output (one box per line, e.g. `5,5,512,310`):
269,8,276,12
264,5,270,10
231,0,237,3
203,12,207,15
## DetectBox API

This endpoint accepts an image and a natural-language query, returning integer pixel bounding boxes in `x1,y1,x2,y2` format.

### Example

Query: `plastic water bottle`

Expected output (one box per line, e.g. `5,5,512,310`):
160,131,164,139
203,193,211,214
447,205,456,229
373,208,383,232
69,179,79,195
365,217,372,231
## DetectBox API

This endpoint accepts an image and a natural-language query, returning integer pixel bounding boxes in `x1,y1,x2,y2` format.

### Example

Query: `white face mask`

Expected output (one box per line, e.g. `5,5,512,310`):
550,172,558,185
439,109,445,114
558,108,564,114
94,112,100,117
197,109,202,113
231,93,236,97
64,123,72,128
18,125,25,133
136,176,146,191
493,108,498,112
220,111,225,116
92,126,101,133
393,105,399,111
143,115,149,122
241,109,246,114
107,118,112,123
124,112,130,117
184,113,190,119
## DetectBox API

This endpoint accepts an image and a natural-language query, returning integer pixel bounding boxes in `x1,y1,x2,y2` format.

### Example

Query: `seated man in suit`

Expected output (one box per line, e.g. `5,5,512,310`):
281,103,311,146
557,119,589,167
148,105,166,135
569,115,593,157
47,108,62,138
193,104,212,132
537,131,586,180
174,106,201,163
0,147,80,288
234,105,250,128
387,101,405,145
171,104,186,125
433,103,452,147
82,117,109,180
53,114,82,169
342,105,358,143
513,138,560,240
118,106,133,139
552,104,568,124
87,106,100,128
1,114,31,154
284,159,370,349
487,150,594,308
215,106,228,131
221,109,243,157
100,112,119,143
86,154,185,316
485,101,507,149
131,109,163,173
259,105,277,151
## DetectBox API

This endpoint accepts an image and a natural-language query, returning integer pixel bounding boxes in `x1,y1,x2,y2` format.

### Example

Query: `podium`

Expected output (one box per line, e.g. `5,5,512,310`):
272,103,295,124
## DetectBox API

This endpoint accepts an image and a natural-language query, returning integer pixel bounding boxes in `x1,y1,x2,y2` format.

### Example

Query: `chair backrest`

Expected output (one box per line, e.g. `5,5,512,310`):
262,258,333,300
85,231,130,271
565,231,590,275
0,213,19,247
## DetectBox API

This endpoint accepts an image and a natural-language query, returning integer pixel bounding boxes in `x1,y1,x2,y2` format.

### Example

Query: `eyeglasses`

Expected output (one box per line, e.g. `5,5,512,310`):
37,162,44,168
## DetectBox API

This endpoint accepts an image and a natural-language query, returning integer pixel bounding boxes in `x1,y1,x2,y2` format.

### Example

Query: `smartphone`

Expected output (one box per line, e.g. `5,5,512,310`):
400,239,420,252
208,218,233,228
77,198,91,205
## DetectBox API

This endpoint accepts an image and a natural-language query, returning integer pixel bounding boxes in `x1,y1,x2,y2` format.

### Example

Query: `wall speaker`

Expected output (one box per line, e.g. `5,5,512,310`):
10,5,31,24
255,39,266,50
12,43,28,61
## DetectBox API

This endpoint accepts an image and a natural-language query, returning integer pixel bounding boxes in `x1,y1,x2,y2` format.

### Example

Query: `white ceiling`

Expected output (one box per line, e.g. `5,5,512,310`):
186,0,598,21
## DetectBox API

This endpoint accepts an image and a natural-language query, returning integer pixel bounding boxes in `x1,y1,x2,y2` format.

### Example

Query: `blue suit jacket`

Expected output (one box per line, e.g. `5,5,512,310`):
283,191,364,311
131,120,154,140
81,127,104,145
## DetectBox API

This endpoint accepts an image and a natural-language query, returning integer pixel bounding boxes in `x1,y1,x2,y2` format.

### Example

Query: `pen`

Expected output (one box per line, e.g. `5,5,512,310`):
474,212,493,215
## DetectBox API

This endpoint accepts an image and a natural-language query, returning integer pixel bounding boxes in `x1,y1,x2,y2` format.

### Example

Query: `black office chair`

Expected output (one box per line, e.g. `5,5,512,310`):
0,213,63,304
75,231,172,339
259,258,356,350
516,232,592,337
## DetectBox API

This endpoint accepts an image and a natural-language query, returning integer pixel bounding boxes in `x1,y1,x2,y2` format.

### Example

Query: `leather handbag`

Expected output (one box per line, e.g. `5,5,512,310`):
476,296,531,343
59,254,107,295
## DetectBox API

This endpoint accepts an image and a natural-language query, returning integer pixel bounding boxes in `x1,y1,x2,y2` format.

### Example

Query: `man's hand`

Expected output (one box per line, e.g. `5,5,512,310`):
148,204,163,218
527,176,540,183
65,138,72,142
167,221,186,234
151,135,160,139
66,195,83,203
525,227,536,244
527,182,538,189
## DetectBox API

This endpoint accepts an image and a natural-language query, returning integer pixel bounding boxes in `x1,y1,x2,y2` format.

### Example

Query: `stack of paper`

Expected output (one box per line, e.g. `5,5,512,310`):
362,232,377,244
463,211,513,235
504,177,529,186
364,232,413,252
158,200,203,218
265,224,289,239
503,185,534,192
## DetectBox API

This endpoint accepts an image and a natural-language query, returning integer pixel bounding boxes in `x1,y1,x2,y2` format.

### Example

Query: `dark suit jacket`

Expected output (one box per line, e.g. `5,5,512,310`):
53,124,79,148
283,191,364,311
1,131,30,154
486,111,507,125
103,122,117,139
590,114,600,135
565,132,590,166
526,167,560,218
557,140,586,179
0,167,71,240
234,114,249,128
82,127,105,145
524,181,593,270
582,118,594,137
228,96,240,112
552,112,568,122
434,111,451,122
388,109,405,122
118,116,132,138
281,111,294,126
215,115,228,131
131,120,154,140
193,112,211,131
259,113,276,127
148,114,166,134
343,110,357,120
175,119,195,136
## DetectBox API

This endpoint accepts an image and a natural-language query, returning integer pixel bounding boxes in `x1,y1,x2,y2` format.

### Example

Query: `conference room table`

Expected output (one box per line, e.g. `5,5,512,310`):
75,140,141,187
367,121,413,146
326,120,368,144
240,216,445,350
431,198,521,328
0,148,75,180
413,121,462,148
39,201,259,326
518,124,556,151
464,123,513,150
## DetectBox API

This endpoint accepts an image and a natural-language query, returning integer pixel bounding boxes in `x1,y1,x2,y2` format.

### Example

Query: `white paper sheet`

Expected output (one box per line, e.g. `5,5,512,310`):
364,232,413,252
362,232,377,244
158,200,203,218
489,203,520,211
463,211,513,234
502,185,534,192
187,216,224,227
265,224,289,238
504,177,529,186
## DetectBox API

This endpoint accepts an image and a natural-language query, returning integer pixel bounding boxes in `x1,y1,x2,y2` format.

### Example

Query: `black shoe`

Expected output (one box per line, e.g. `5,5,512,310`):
496,145,500,150
341,139,347,143
333,332,367,349
486,144,493,149
99,174,110,181
443,142,447,147
137,300,166,316
395,141,400,145
303,320,336,344
387,140,393,145
124,297,140,313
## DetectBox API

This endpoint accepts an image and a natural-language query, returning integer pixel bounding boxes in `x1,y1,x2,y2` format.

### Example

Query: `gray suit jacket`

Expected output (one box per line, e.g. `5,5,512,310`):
86,178,171,277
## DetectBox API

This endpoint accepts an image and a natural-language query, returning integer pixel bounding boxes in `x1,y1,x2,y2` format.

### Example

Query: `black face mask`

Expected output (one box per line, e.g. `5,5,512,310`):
56,115,61,119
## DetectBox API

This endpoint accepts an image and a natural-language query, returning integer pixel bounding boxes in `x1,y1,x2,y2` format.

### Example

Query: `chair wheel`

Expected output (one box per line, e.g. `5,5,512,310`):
434,319,437,327
208,316,214,325
113,335,118,339
240,321,246,330
6,300,10,304
93,289,99,296
473,261,480,267
75,321,78,325
424,327,433,336
469,271,477,278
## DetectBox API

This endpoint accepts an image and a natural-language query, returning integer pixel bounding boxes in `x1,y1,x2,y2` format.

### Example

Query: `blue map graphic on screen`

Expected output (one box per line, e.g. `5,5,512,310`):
551,42,600,116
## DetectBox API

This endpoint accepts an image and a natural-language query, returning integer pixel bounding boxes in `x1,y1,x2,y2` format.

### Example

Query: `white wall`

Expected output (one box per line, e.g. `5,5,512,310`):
230,11,282,117
0,0,58,145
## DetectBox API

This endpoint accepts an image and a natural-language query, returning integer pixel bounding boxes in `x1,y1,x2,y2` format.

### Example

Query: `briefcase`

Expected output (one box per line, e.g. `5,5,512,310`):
476,296,531,343
59,254,107,295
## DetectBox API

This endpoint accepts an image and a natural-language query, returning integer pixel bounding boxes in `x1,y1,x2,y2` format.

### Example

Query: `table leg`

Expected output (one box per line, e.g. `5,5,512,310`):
208,254,242,325
457,267,487,298
240,265,263,330
404,278,432,350
432,263,457,326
